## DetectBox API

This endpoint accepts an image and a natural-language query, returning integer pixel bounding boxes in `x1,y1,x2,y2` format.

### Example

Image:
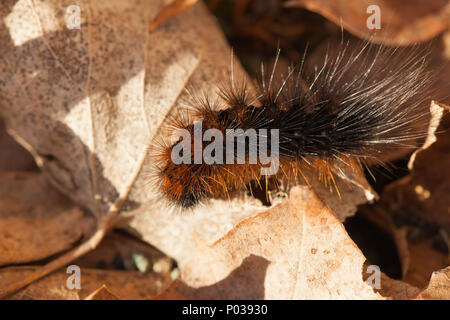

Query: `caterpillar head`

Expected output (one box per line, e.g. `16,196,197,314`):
157,161,209,209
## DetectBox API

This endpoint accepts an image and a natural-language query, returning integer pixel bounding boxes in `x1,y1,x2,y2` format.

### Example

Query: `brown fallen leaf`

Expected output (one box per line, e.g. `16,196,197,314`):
85,285,121,300
404,241,450,288
408,101,446,170
154,185,450,300
382,102,450,228
0,171,94,266
372,272,420,300
149,0,200,33
0,266,171,300
319,160,377,221
415,266,450,300
0,119,36,171
285,0,450,45
1,0,447,300
154,186,386,299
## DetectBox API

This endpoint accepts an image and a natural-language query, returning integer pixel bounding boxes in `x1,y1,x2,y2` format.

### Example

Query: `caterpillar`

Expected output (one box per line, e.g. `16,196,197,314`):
152,39,435,209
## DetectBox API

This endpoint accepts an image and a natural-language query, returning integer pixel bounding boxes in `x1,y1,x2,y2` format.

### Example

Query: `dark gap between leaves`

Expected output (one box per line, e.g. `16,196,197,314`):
363,158,410,195
344,211,403,280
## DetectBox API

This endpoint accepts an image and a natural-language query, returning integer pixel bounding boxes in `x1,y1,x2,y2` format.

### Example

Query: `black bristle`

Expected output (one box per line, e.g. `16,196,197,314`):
221,40,434,163
156,39,437,209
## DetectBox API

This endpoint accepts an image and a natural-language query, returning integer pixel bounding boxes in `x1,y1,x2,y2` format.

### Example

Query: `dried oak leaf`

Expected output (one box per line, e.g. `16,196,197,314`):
285,0,450,45
149,0,200,33
0,119,36,171
404,241,450,288
0,171,94,266
155,186,390,300
85,285,121,300
0,266,170,300
155,186,450,300
382,102,450,228
415,266,450,300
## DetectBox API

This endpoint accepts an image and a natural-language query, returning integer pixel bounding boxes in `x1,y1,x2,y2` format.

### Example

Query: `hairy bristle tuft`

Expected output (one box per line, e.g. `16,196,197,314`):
152,39,437,209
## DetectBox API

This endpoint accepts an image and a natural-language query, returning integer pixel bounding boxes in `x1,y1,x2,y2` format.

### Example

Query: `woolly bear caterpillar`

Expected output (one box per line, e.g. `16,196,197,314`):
152,39,435,209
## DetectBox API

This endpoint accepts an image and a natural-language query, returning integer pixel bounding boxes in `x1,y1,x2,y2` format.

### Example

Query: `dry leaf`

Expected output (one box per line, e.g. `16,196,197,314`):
0,119,36,171
408,101,445,170
382,103,450,228
415,266,450,299
319,162,377,221
0,266,171,300
0,171,94,266
85,285,121,300
154,186,449,300
155,186,384,299
371,272,420,299
285,0,450,45
1,0,447,300
149,0,200,33
404,241,449,288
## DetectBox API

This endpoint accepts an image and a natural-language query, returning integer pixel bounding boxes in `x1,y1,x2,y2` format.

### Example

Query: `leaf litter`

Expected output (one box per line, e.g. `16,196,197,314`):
0,0,448,299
